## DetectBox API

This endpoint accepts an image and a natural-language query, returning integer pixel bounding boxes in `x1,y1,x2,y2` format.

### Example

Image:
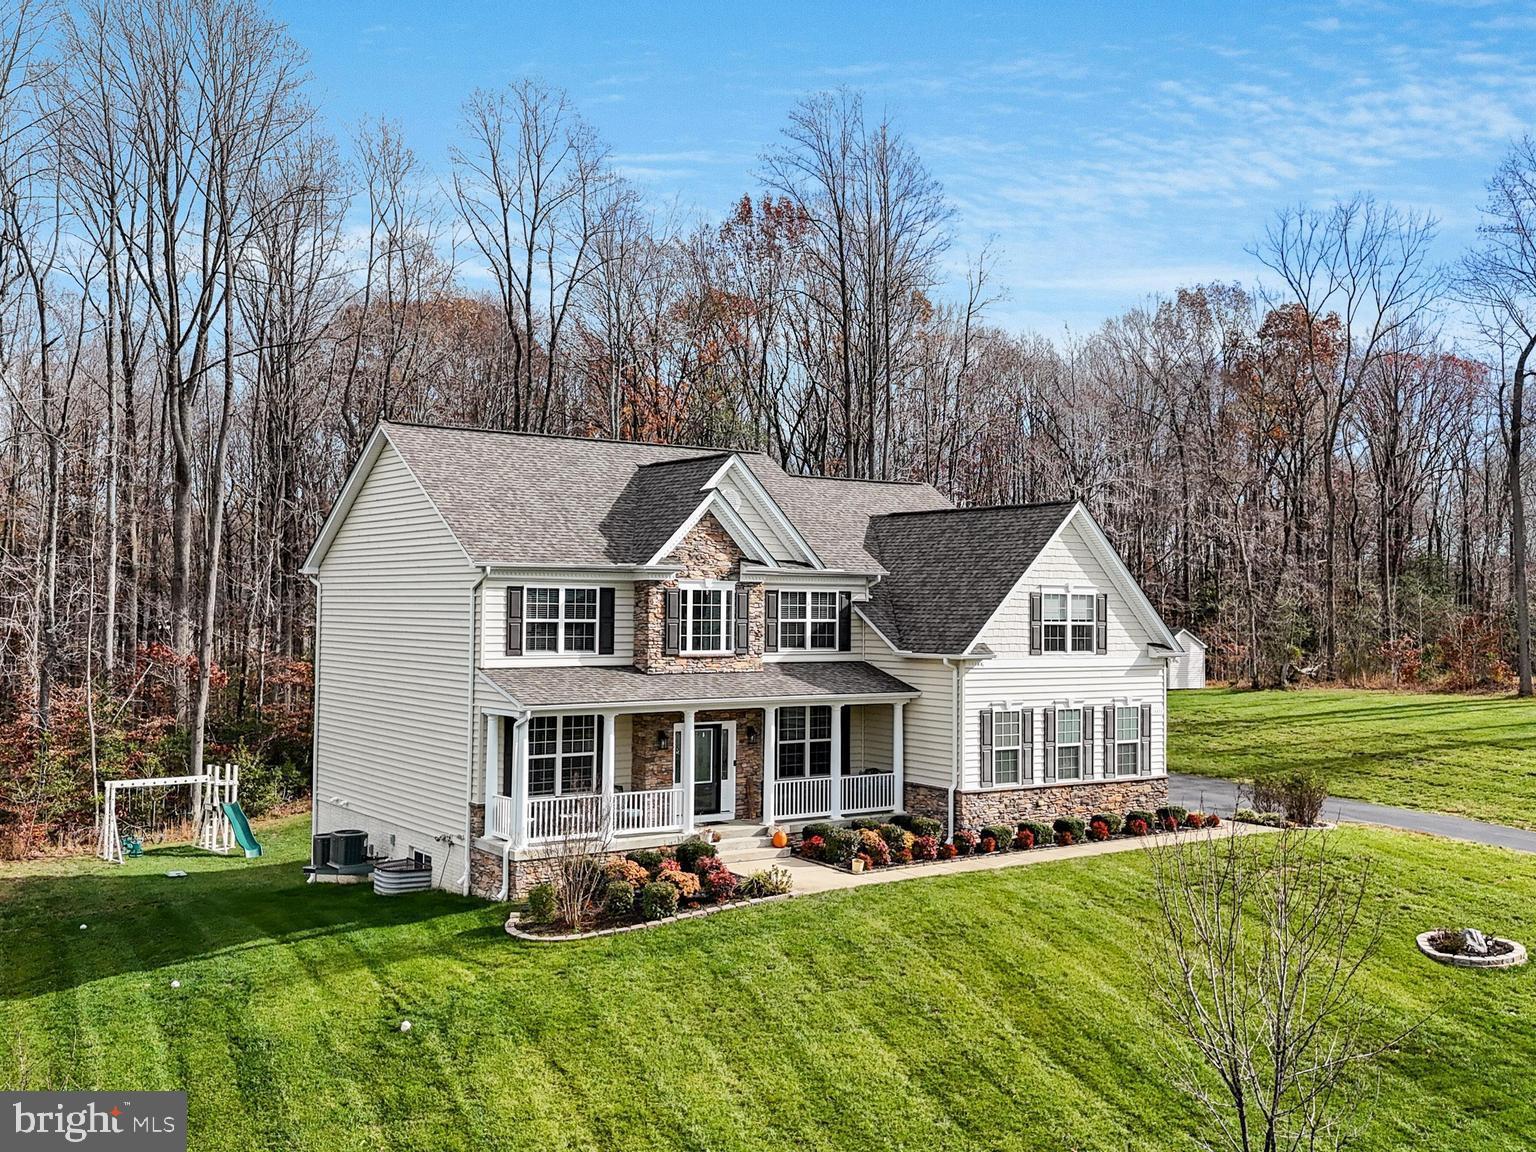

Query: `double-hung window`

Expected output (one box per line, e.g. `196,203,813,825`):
1070,594,1096,653
524,587,598,654
1041,590,1097,654
776,706,832,778
1041,593,1068,652
1114,706,1141,776
778,591,839,650
992,709,1026,785
682,582,734,655
1054,707,1083,780
526,714,599,796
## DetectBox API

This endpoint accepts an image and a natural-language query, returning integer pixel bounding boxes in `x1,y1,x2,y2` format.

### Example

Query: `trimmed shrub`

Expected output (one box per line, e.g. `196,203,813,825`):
912,834,940,860
606,858,651,887
890,813,916,831
1087,817,1111,842
908,815,943,839
1184,811,1206,829
1055,829,1076,847
798,834,825,860
1125,817,1151,837
942,841,959,859
1052,816,1086,840
1090,812,1124,836
525,882,556,925
1125,809,1156,830
602,880,635,917
660,868,702,899
638,882,678,921
1155,805,1189,826
1013,827,1035,850
675,836,718,873
800,821,836,842
1205,812,1221,828
625,848,663,872
877,823,911,852
952,829,978,855
1019,820,1052,849
822,828,860,864
981,824,1014,850
850,816,885,831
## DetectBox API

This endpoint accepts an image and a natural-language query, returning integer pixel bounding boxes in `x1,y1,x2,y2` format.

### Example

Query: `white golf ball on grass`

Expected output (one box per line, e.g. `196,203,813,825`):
399,1020,412,1033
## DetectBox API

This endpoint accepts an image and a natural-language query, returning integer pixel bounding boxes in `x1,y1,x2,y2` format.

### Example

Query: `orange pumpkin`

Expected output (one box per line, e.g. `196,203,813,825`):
771,827,788,849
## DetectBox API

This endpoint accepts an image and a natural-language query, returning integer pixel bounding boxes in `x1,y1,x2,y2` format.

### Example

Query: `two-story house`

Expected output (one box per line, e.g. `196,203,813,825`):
302,422,1181,897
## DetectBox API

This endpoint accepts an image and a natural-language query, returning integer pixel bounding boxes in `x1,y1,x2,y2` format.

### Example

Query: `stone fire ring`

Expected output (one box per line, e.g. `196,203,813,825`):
1416,931,1528,969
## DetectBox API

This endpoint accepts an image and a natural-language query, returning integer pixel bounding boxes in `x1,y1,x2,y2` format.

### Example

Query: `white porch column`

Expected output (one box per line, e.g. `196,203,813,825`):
891,700,905,813
761,706,778,827
510,714,530,849
601,712,617,799
830,702,844,820
681,708,697,834
483,714,500,834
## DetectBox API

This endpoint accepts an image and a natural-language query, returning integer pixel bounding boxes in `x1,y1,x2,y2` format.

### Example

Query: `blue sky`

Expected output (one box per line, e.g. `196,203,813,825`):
273,0,1536,334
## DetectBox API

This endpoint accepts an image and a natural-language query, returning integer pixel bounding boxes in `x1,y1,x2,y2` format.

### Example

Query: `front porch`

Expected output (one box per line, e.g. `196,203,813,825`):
479,698,907,849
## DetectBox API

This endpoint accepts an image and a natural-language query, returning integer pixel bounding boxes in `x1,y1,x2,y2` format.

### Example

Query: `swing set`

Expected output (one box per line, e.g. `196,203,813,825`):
98,762,255,864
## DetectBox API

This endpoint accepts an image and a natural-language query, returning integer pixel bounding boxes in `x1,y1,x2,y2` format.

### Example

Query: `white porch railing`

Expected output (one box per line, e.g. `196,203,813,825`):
612,787,685,837
774,776,833,821
842,771,896,816
486,794,515,840
519,787,684,843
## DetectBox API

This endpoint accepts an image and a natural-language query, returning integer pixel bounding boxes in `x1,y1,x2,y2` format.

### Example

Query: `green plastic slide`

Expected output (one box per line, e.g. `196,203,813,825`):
222,801,263,858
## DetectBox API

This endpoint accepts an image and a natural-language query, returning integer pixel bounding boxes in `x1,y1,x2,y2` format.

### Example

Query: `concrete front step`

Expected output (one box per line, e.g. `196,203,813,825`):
717,845,790,866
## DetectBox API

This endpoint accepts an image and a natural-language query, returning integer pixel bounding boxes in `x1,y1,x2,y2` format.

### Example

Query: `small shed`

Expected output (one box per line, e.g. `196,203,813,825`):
1169,629,1207,689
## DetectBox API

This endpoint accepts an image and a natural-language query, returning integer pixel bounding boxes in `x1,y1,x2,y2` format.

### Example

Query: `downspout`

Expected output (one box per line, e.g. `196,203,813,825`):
460,566,490,895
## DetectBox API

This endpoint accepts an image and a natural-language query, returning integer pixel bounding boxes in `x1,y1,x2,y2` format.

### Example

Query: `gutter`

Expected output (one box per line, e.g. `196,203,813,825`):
496,713,528,900
460,566,490,895
942,656,964,839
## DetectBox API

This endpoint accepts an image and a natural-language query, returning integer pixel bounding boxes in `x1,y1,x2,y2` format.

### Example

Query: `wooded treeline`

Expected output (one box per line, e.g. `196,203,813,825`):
4,0,1536,852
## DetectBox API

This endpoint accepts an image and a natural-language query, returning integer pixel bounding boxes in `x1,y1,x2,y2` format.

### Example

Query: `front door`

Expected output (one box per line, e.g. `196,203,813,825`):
674,722,735,821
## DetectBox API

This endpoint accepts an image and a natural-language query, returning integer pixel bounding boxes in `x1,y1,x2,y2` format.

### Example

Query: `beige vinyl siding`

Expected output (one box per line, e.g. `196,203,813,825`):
480,574,635,668
962,518,1167,789
854,615,954,788
850,702,896,771
314,442,478,856
468,695,635,802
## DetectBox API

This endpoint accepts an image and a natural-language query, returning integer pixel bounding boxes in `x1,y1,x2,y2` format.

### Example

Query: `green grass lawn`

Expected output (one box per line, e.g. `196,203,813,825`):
4,815,1535,1150
1170,687,1536,829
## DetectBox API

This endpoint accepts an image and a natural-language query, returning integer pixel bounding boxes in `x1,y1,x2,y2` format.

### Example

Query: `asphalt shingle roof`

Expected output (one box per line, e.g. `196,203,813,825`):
860,503,1077,653
479,661,917,708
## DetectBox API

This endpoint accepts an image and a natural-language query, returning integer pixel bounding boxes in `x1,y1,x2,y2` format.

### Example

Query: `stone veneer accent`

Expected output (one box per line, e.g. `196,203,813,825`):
905,778,1170,832
471,844,594,900
629,708,766,823
633,513,765,673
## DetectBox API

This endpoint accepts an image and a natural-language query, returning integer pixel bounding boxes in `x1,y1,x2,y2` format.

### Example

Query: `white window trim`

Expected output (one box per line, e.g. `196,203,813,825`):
776,588,840,652
680,579,736,656
775,704,833,779
1113,701,1142,777
524,585,601,655
1053,702,1085,781
527,713,600,797
1040,584,1098,656
991,705,1028,786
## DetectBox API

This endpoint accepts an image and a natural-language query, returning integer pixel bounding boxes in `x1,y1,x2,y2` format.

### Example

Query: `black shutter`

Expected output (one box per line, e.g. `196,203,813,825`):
979,709,994,786
840,706,852,772
1140,703,1153,775
595,714,605,791
734,584,750,654
505,587,523,655
1082,705,1094,778
1029,592,1043,655
837,591,852,651
664,589,682,655
1095,593,1108,654
1104,705,1115,776
1042,709,1057,781
764,590,780,653
1021,707,1034,782
598,587,615,655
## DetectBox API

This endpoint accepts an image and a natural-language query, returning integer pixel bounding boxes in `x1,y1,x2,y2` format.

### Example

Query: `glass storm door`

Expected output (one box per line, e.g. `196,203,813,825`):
674,722,734,820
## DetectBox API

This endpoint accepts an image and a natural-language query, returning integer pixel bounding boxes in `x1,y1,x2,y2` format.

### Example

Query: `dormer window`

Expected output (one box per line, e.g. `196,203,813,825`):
682,581,734,656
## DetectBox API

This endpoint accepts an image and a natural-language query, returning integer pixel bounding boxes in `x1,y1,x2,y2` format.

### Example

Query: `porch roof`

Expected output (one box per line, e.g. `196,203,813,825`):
478,661,918,710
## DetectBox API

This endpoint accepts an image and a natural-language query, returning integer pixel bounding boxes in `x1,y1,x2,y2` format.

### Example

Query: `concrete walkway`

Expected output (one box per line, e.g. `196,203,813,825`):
1169,772,1536,854
776,821,1271,895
